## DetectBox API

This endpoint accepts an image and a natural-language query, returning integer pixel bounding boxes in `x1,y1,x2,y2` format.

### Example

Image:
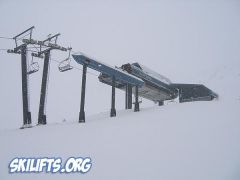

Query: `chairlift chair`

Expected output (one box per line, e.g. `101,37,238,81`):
58,61,73,72
58,48,73,72
27,56,39,75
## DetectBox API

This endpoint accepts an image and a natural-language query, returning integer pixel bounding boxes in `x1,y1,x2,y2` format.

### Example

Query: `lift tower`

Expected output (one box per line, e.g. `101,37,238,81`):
24,34,69,125
7,26,35,128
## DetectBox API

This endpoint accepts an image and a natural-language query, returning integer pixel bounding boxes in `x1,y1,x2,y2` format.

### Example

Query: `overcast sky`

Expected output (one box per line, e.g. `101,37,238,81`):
0,0,239,129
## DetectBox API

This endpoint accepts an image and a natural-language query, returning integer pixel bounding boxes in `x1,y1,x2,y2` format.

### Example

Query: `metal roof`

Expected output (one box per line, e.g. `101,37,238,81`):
72,53,144,87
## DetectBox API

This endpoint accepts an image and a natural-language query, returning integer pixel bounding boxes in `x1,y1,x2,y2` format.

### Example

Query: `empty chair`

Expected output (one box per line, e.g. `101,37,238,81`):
58,47,73,72
58,62,73,72
27,56,39,75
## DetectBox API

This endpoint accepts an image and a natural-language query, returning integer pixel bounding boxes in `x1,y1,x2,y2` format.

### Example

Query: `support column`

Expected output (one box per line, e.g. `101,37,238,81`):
125,85,128,109
21,44,32,126
79,63,87,123
125,84,132,109
134,86,140,112
178,88,183,103
110,76,116,117
38,50,50,125
158,101,164,106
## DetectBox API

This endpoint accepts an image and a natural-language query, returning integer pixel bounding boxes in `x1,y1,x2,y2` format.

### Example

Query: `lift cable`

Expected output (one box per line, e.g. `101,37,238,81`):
0,33,31,40
1,47,99,77
0,48,9,51
16,32,31,41
0,36,13,40
0,48,38,53
51,57,99,77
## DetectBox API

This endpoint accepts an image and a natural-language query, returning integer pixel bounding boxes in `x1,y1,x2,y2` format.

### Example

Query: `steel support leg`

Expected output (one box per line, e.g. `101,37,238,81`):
125,84,132,109
158,101,164,106
21,44,32,126
38,50,50,125
125,85,128,109
134,86,140,112
110,76,116,117
179,88,183,103
79,64,87,123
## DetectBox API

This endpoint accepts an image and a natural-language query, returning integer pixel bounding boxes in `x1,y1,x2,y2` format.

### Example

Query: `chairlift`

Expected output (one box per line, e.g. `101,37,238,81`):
58,48,73,72
27,56,39,75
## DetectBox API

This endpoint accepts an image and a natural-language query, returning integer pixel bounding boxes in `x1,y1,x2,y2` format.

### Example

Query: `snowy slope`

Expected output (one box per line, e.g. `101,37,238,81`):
0,100,240,180
0,60,240,180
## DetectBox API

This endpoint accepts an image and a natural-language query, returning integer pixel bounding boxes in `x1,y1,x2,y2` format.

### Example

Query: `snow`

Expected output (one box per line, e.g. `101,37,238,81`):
1,59,240,179
138,63,172,84
0,0,240,180
1,98,240,180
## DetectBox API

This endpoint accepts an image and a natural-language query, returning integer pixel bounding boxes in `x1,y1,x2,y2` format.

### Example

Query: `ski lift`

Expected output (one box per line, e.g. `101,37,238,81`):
58,48,73,72
27,56,39,75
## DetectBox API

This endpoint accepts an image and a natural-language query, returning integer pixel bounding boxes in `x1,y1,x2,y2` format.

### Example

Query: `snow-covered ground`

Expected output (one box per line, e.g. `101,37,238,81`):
0,0,240,179
1,97,240,179
1,60,240,179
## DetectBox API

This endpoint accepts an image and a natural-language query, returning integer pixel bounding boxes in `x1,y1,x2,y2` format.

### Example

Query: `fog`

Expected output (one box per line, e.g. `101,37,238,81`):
0,0,239,129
